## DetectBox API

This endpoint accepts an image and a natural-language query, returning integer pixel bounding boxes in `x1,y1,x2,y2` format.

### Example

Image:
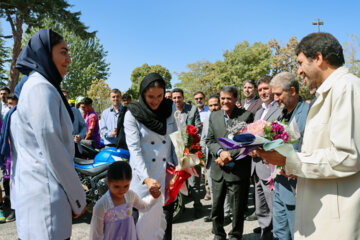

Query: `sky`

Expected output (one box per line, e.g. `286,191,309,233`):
1,0,360,93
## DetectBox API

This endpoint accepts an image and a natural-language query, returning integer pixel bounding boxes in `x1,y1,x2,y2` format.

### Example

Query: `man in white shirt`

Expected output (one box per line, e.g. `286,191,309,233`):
100,89,122,147
0,87,10,119
258,32,360,239
193,91,210,123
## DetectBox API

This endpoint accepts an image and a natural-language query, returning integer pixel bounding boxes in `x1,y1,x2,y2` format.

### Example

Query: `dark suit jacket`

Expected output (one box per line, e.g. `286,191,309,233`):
182,103,202,132
251,102,282,180
206,107,254,182
241,97,262,115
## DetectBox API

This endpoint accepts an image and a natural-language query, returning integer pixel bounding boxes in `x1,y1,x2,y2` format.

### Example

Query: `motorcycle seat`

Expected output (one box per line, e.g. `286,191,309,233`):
76,164,109,176
74,157,95,165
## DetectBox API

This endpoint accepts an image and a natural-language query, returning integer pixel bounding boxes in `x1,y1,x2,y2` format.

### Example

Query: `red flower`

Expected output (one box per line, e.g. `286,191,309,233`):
195,151,203,159
191,144,201,150
184,148,190,155
192,134,200,144
186,125,198,136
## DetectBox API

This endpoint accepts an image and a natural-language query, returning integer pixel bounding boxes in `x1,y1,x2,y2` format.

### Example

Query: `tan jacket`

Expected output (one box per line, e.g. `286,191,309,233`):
285,67,360,239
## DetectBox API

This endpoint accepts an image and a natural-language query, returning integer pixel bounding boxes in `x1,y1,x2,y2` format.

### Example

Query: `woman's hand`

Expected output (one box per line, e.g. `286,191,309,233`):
144,178,161,198
73,205,87,219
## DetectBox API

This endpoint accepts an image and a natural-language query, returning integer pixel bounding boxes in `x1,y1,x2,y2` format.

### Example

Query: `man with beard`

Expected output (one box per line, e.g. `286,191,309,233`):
194,91,210,124
241,79,262,115
258,32,360,239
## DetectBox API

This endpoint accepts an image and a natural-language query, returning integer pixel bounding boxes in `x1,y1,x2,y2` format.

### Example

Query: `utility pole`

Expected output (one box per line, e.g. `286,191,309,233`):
312,18,324,32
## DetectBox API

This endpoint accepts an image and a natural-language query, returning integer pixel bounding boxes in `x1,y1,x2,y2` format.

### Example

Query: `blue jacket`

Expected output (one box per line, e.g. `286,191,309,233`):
275,97,310,205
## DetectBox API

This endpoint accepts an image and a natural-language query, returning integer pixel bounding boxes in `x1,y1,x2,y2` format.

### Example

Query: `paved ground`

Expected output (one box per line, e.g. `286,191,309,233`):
0,176,260,240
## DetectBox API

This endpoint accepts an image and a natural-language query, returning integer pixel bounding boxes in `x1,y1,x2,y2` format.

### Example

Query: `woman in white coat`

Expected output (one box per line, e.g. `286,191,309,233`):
124,73,177,240
7,30,86,239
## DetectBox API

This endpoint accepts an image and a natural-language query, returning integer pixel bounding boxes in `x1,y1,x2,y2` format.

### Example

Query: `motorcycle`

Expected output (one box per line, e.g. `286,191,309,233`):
74,144,129,212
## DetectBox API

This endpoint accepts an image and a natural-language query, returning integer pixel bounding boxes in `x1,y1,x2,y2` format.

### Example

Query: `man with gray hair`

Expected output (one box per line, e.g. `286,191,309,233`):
206,85,254,240
263,72,309,240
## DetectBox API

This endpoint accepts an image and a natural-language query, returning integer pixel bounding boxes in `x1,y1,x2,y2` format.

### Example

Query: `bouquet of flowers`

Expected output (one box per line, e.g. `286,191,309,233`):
219,119,300,190
164,114,203,206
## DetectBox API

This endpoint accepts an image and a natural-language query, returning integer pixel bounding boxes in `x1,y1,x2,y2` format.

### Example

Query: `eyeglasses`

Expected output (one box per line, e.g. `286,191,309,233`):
194,97,203,100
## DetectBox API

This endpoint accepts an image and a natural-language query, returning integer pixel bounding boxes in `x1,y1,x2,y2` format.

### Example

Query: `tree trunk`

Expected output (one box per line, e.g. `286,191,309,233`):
7,12,23,92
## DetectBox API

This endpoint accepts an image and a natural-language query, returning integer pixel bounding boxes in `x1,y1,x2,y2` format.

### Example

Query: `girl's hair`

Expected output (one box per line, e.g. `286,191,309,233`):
107,161,132,181
49,30,64,50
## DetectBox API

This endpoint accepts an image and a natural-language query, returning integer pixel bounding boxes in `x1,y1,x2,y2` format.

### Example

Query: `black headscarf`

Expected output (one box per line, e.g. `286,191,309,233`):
15,29,74,122
127,73,173,135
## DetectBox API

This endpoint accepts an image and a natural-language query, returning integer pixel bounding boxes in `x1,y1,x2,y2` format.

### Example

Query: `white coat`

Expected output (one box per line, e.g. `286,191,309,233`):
10,71,86,240
124,110,178,199
285,67,360,239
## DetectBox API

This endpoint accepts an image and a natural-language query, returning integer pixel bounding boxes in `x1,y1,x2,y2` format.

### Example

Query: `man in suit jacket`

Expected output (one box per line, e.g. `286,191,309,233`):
240,79,262,115
206,85,254,240
201,94,231,223
260,33,360,240
172,88,203,217
262,72,310,240
250,76,282,240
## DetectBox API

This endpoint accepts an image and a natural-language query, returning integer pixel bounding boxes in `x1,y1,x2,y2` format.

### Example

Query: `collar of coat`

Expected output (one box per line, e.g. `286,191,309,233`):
316,66,348,97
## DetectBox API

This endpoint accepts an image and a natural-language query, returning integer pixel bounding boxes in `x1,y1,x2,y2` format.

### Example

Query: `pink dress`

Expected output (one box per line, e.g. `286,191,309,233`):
90,190,159,240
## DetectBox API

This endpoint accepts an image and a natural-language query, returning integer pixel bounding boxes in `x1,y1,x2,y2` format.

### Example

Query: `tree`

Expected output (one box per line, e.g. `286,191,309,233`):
129,63,172,100
0,0,95,91
175,60,216,100
0,22,10,86
268,37,298,76
22,18,109,97
344,33,360,78
217,41,272,91
268,37,313,100
87,79,111,116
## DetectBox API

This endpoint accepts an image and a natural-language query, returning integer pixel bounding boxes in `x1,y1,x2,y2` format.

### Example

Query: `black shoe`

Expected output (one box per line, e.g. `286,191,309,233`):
245,212,257,221
6,210,15,222
253,227,261,234
223,216,232,226
204,216,212,222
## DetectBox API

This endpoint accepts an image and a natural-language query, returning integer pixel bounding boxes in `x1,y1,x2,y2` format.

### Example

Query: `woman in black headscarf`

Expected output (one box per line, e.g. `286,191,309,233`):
9,30,86,240
124,73,178,240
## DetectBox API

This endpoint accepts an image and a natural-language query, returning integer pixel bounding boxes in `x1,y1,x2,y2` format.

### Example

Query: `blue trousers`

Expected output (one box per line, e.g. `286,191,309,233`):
272,187,295,240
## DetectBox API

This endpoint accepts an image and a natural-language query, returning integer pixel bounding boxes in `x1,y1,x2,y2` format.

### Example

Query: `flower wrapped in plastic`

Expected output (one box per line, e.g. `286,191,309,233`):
218,119,301,190
164,111,203,206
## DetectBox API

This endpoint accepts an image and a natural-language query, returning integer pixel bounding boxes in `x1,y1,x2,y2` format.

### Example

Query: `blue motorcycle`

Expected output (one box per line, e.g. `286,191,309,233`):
74,145,129,211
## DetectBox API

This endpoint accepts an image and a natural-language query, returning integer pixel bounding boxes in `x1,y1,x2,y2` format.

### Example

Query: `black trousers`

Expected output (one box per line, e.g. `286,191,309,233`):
133,201,175,240
211,177,250,240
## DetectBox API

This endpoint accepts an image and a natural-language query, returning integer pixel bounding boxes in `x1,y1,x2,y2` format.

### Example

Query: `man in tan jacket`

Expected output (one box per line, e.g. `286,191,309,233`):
257,32,360,239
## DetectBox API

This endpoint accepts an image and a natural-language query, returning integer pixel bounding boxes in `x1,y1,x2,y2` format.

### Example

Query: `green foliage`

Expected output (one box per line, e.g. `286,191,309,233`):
220,41,272,87
175,60,217,100
176,41,272,100
0,0,94,38
87,79,111,115
344,33,360,78
23,18,110,97
0,22,9,85
268,37,299,76
1,0,95,90
129,63,172,100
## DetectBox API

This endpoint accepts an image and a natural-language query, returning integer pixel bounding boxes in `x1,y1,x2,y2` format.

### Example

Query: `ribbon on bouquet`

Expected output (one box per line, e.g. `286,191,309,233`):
218,133,267,161
164,166,193,206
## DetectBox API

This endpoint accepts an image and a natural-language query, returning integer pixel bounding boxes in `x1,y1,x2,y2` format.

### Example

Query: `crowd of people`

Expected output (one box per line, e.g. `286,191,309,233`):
0,29,359,240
